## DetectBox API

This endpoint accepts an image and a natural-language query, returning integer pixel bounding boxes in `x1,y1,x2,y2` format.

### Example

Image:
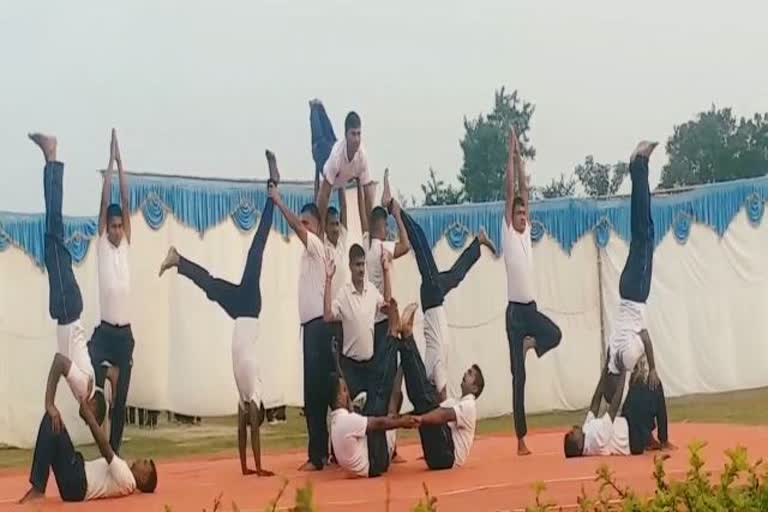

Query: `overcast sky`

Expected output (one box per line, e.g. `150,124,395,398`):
2,1,767,215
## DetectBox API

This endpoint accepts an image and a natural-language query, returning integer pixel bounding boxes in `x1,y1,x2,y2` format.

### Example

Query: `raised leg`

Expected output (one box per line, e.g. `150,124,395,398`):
28,414,86,502
237,197,275,317
310,100,337,183
436,237,481,296
176,256,242,319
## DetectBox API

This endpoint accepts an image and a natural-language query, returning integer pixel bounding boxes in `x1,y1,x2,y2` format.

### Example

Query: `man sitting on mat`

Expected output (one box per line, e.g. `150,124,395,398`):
330,299,417,478
396,302,486,470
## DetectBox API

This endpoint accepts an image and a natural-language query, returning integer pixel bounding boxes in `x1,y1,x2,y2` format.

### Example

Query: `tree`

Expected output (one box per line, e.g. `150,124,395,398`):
539,173,577,199
574,156,628,197
458,88,536,202
420,168,464,206
659,106,768,189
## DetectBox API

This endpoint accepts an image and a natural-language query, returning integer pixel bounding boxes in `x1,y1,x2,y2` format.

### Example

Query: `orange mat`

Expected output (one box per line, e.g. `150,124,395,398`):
2,423,767,511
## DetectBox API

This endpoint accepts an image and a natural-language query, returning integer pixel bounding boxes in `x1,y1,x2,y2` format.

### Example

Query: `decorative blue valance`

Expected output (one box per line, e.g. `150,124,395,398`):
1,172,765,269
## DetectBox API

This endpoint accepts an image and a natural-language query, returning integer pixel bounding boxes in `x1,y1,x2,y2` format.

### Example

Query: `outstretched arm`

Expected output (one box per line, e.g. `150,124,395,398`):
270,184,309,247
415,407,456,426
356,179,369,235
382,252,393,305
80,400,115,463
504,129,518,227
323,260,339,323
113,131,131,243
316,180,332,239
98,131,117,236
515,147,529,211
640,330,660,390
390,201,411,258
366,414,418,433
589,367,607,416
338,187,348,230
44,353,71,433
607,370,627,421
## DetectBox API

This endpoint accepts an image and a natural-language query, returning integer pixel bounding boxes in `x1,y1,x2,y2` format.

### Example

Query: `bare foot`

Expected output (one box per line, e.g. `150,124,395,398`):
517,439,532,456
400,303,419,338
158,247,180,276
298,461,320,472
477,228,497,256
631,140,658,161
522,337,537,356
265,150,280,184
18,487,45,504
381,168,392,210
28,133,57,163
392,453,407,464
309,98,322,108
661,442,677,452
387,298,400,337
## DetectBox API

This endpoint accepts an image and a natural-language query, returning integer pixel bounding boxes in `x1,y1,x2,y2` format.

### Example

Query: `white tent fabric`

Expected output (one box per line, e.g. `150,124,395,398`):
1,191,767,448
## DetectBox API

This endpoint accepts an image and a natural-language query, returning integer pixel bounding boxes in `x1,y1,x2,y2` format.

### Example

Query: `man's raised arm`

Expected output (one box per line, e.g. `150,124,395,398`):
356,179,369,236
98,130,117,236
270,183,309,247
113,131,131,243
504,129,518,227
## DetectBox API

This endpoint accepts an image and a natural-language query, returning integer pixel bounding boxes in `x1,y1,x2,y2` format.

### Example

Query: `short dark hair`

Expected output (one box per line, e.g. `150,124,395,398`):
471,364,485,398
106,203,123,221
301,203,320,221
348,243,365,261
327,206,339,218
563,431,582,458
370,206,388,225
344,111,361,134
512,196,525,209
137,460,158,493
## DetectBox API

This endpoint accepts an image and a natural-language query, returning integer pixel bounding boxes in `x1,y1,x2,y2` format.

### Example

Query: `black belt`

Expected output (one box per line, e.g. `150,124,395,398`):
101,320,131,329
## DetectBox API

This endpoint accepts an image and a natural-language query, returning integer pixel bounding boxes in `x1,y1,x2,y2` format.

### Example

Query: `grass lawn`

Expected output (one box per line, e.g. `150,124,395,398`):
2,387,766,471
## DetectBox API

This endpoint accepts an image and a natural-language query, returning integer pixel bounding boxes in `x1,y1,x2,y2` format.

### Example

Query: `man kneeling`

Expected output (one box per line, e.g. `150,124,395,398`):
19,398,157,503
397,303,485,470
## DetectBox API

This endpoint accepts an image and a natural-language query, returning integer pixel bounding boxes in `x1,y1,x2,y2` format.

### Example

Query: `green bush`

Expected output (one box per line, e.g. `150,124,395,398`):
173,443,768,511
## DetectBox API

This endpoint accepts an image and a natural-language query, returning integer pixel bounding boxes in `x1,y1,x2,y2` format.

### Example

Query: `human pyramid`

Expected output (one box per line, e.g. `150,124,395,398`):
19,101,674,505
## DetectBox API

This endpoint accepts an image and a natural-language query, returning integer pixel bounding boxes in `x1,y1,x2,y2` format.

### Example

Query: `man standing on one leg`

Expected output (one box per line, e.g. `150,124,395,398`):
395,302,486,470
158,151,280,477
397,197,495,401
503,129,563,456
270,185,334,471
88,130,134,454
315,108,376,238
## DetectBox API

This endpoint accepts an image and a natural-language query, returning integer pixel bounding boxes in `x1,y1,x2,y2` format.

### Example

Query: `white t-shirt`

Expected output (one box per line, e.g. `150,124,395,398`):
232,317,262,407
332,282,385,361
607,300,646,375
298,232,327,324
57,320,95,402
97,235,131,326
582,412,630,456
325,227,349,301
323,140,372,189
363,233,395,323
84,456,137,500
330,409,397,478
501,219,535,304
443,394,477,467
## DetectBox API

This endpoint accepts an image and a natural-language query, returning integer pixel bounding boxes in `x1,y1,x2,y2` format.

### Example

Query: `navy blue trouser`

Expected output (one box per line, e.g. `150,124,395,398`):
398,335,456,470
619,155,654,303
622,381,669,454
399,210,481,311
303,317,334,469
362,334,400,477
43,162,83,325
29,414,87,502
177,198,274,319
310,102,337,180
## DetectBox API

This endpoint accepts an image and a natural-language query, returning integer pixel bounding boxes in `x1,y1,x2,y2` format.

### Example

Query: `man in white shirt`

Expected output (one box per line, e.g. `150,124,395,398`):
315,108,376,238
324,244,391,402
87,130,135,454
158,151,281,477
563,357,673,457
19,397,157,503
323,192,349,347
330,300,418,478
270,184,335,471
395,303,485,470
26,133,117,430
604,141,661,402
502,130,562,456
360,171,411,356
397,204,496,401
